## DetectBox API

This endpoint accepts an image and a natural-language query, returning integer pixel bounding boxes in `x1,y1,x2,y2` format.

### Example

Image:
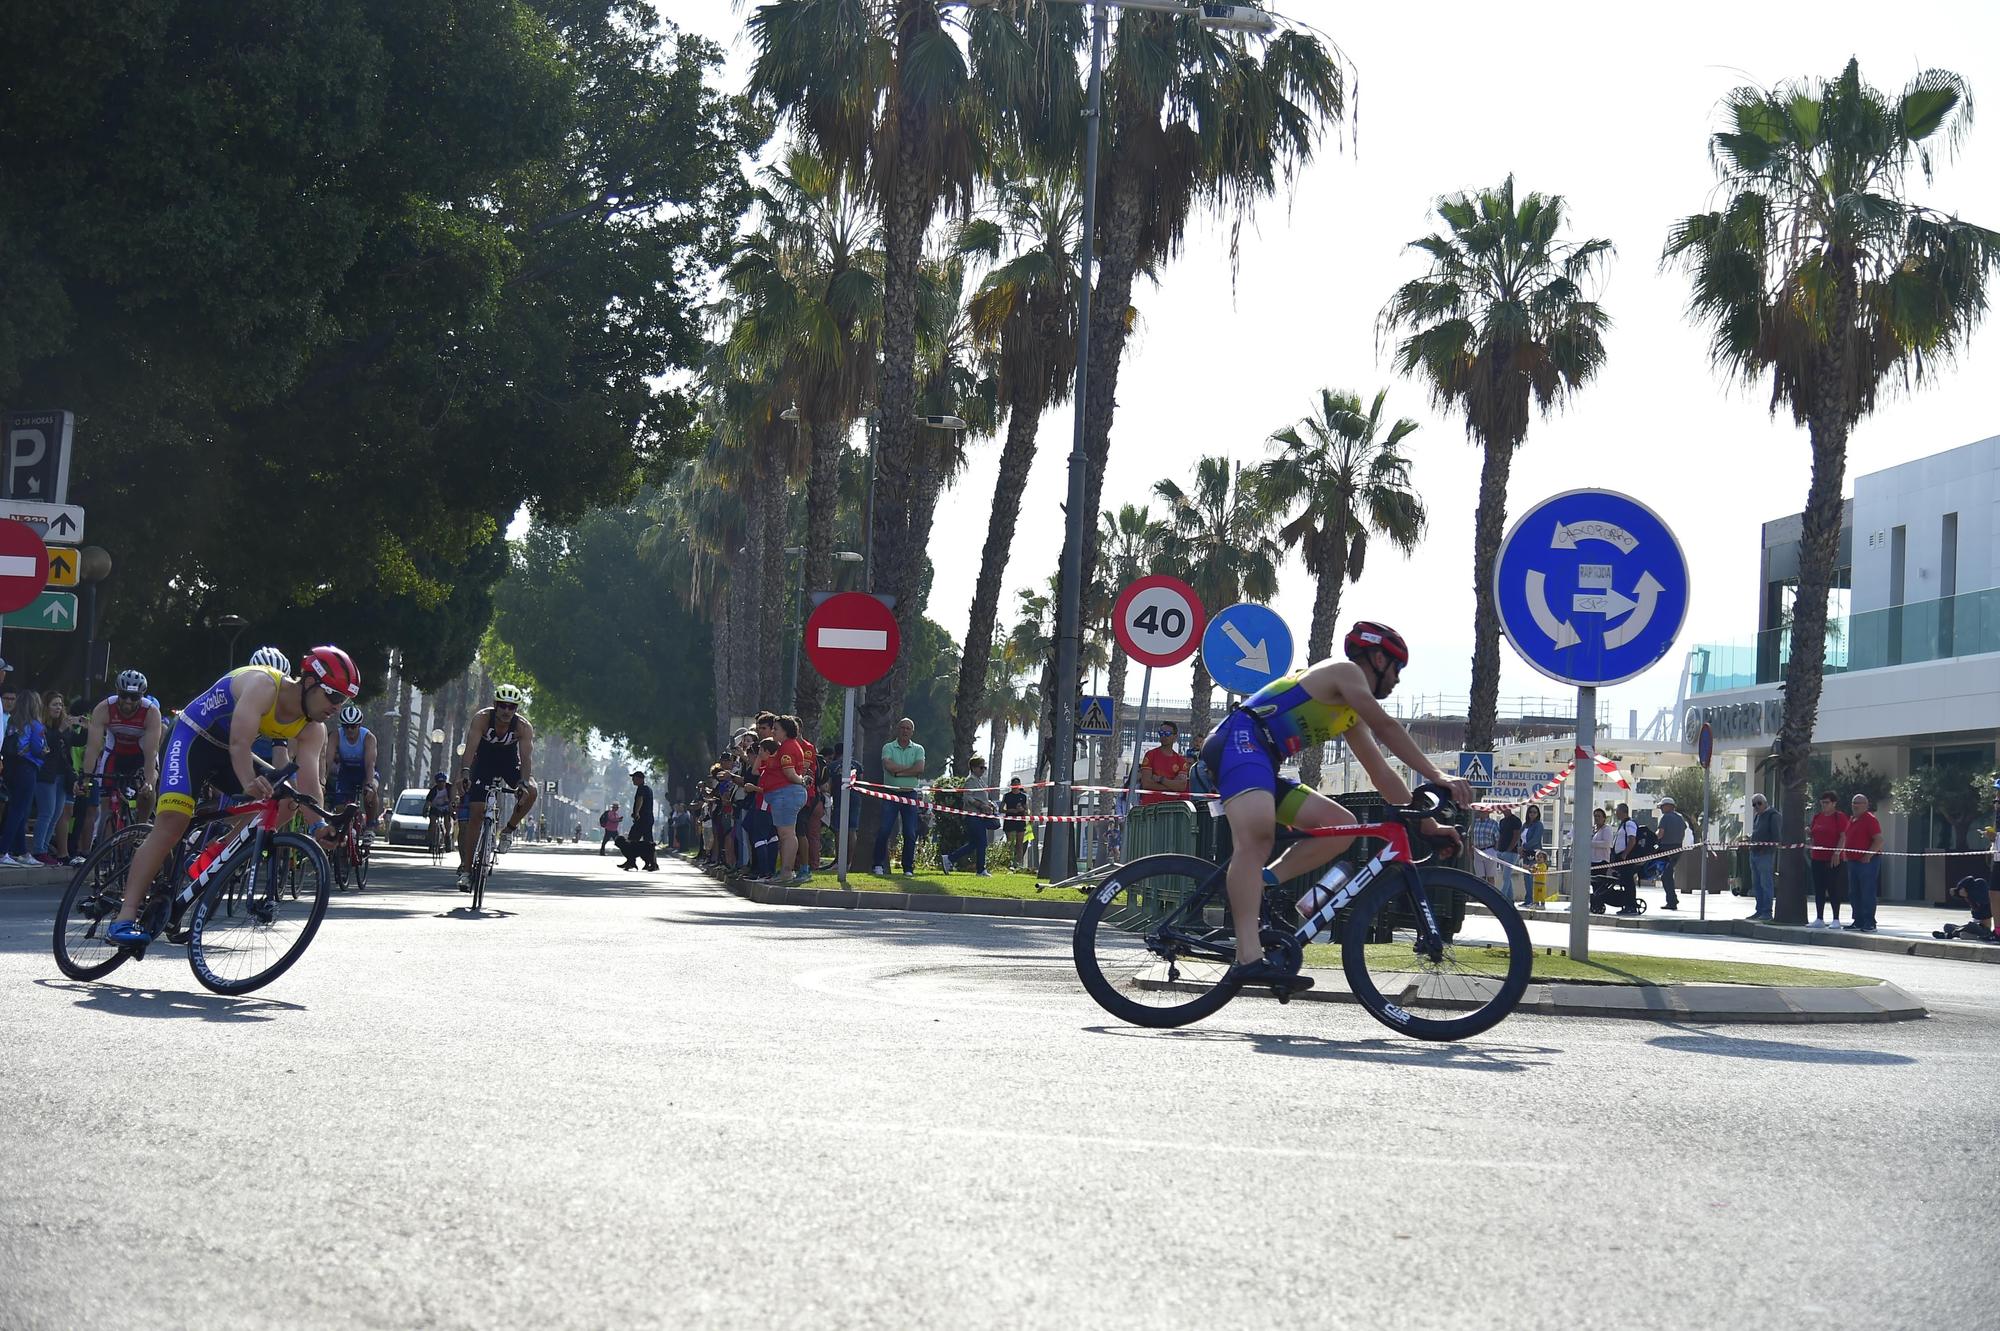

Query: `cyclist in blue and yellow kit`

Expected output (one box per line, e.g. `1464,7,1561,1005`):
105,646,359,945
1197,622,1470,987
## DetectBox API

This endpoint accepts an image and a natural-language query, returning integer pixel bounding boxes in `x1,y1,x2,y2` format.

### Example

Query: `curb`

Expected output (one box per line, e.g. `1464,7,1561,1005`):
0,867,72,893
1218,969,1926,1024
697,865,1927,1025
1487,902,2000,966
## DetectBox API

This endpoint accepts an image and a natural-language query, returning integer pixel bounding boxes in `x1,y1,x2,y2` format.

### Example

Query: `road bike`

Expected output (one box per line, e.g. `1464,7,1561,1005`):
1072,785,1533,1040
52,763,342,995
327,803,370,891
90,775,147,843
426,809,452,865
463,778,516,912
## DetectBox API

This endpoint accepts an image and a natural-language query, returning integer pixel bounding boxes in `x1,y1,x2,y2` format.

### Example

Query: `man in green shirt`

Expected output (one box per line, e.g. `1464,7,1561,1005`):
873,717,925,875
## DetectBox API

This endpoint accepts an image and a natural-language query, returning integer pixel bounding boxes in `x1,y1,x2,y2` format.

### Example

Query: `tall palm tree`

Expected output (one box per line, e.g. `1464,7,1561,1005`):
1152,457,1280,738
1071,13,1348,606
1094,503,1165,785
1256,387,1427,786
977,635,1037,784
1380,176,1612,753
722,148,882,727
749,1,1079,753
1663,58,1999,922
947,162,1084,776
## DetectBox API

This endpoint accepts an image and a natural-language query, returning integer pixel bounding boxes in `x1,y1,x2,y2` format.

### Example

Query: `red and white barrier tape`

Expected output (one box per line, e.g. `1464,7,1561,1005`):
845,778,1122,825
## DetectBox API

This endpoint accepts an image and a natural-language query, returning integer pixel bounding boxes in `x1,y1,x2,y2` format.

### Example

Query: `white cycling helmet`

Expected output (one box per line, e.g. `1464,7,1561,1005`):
338,703,364,726
249,646,290,674
493,683,528,707
116,669,147,696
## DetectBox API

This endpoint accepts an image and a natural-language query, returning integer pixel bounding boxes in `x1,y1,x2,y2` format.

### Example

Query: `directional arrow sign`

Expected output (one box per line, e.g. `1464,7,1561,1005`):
0,500,84,543
1494,490,1689,687
0,589,76,632
1200,602,1294,696
44,545,78,588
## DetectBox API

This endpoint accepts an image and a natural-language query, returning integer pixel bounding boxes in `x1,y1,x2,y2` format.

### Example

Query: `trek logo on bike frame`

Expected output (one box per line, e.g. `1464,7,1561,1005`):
1293,845,1398,941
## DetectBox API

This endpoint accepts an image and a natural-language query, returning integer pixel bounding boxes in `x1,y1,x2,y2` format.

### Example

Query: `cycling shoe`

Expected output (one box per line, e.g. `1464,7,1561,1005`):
1230,956,1314,993
106,920,154,947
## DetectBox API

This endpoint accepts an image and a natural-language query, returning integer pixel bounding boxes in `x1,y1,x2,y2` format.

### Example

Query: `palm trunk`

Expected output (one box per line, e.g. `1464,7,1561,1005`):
1189,651,1213,741
1098,648,1128,786
988,727,1006,785
950,390,1043,775
1463,434,1516,753
1297,534,1348,789
709,590,734,753
856,4,939,758
793,417,847,729
762,481,790,708
393,656,412,793
1774,306,1858,923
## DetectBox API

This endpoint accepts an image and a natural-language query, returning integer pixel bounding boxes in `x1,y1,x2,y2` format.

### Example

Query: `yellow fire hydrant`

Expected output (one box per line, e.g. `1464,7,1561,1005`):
1533,858,1553,905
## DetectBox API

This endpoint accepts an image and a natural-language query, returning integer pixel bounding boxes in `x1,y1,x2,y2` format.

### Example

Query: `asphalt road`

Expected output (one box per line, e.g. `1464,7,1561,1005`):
3,846,1996,1330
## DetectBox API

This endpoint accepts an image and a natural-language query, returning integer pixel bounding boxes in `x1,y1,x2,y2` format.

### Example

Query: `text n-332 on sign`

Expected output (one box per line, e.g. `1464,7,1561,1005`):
1111,574,1205,669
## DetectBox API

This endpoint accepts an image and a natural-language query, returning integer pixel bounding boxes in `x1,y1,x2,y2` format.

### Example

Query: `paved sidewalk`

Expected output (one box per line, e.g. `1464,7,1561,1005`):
1488,880,2000,965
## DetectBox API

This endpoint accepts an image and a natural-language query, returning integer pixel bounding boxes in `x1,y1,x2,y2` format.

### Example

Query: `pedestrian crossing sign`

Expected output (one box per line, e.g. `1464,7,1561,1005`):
1077,694,1114,736
1457,751,1494,786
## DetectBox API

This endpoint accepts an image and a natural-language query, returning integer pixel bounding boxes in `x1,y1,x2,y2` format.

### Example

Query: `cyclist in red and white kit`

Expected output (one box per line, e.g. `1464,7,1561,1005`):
84,670,163,822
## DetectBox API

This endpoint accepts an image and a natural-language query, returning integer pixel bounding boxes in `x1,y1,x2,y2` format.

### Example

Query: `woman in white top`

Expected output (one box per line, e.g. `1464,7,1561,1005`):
1589,807,1615,867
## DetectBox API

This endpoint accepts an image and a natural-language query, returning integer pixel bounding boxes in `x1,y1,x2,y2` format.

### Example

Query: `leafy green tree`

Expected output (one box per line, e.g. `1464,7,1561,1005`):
1257,388,1426,786
1664,58,2000,923
1151,457,1279,737
1381,177,1613,754
1891,763,1991,852
494,502,716,785
0,3,752,695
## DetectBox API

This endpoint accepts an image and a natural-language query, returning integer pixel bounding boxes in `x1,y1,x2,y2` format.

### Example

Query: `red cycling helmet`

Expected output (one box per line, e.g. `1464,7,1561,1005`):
1343,621,1409,667
302,645,361,699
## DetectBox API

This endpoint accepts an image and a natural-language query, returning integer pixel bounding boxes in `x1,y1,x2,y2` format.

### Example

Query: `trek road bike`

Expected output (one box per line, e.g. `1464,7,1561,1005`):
52,763,343,995
1072,785,1533,1040
462,778,517,912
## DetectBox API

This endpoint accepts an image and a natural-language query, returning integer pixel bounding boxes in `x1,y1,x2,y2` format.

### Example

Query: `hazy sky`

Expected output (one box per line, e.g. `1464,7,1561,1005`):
666,0,2000,735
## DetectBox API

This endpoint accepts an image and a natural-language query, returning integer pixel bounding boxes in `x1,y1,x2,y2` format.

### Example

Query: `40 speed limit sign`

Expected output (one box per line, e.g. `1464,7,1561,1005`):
1112,574,1205,668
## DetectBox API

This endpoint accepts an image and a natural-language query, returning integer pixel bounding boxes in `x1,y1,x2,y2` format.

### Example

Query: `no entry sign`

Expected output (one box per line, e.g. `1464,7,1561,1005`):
0,519,50,614
1112,574,1204,669
805,592,900,688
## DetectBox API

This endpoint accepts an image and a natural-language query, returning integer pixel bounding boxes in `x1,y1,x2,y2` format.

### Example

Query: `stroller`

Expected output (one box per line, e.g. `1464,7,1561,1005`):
1589,872,1648,915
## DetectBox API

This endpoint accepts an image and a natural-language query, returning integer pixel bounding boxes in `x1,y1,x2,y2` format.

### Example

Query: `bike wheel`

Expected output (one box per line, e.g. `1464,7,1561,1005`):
51,823,155,981
186,831,331,995
470,821,493,911
330,837,350,889
1341,864,1532,1042
354,836,369,890
1072,854,1242,1028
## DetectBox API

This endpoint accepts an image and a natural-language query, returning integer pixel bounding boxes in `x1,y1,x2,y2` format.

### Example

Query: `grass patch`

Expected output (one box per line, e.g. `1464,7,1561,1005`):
812,868,1060,902
1301,943,1878,989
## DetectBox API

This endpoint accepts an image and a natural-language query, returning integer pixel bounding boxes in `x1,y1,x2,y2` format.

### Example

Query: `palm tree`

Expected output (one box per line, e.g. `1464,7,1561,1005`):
749,1,1079,754
947,162,1085,776
1380,176,1613,754
1663,58,2000,922
1256,388,1426,786
1152,457,1280,738
977,635,1038,784
1094,503,1165,785
722,148,882,727
1071,14,1348,607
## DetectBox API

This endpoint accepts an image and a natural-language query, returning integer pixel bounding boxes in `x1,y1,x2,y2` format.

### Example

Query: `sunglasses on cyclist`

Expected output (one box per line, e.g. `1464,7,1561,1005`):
494,701,518,711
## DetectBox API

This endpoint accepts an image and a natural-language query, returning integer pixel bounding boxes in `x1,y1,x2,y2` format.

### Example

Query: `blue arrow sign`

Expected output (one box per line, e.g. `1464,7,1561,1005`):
1494,489,1689,687
1076,694,1115,736
1200,603,1295,697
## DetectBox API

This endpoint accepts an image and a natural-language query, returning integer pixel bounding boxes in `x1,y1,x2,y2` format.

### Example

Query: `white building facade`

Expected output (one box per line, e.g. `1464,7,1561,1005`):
1685,434,2000,902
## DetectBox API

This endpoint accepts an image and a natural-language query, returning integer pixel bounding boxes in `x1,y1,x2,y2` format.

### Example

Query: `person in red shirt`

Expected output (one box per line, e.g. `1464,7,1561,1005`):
758,719,812,884
1137,721,1192,807
1839,792,1884,932
1807,791,1848,928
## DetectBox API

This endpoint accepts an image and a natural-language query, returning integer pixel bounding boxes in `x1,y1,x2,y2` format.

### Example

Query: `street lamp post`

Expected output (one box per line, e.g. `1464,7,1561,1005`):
217,614,247,673
1041,0,1276,882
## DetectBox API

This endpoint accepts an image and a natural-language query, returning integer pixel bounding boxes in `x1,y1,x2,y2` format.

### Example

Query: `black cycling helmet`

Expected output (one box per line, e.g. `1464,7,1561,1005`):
1344,621,1408,698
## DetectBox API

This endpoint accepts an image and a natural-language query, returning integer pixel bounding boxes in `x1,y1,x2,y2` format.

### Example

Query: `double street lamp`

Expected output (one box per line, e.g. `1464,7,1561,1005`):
972,0,1277,880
